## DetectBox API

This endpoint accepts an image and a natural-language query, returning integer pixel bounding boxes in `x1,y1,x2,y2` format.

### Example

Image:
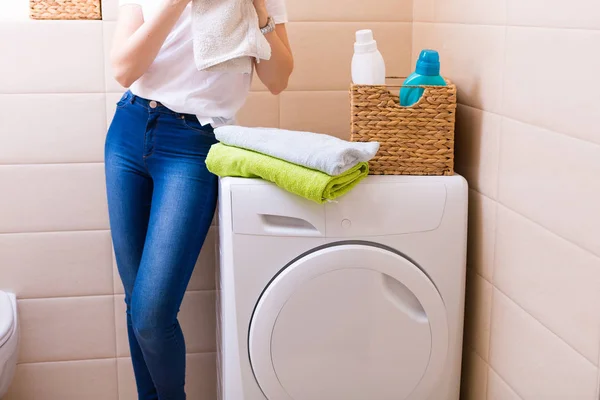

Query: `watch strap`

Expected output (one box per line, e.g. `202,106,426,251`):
260,16,275,35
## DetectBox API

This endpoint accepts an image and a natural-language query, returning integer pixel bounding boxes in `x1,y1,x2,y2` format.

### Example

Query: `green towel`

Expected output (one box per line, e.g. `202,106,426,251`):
206,143,368,204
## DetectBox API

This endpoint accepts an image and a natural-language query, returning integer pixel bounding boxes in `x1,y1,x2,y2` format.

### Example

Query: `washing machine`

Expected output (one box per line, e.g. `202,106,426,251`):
217,175,468,400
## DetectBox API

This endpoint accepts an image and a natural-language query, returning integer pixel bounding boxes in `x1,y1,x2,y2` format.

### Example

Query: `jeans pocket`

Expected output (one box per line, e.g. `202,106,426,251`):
181,117,215,138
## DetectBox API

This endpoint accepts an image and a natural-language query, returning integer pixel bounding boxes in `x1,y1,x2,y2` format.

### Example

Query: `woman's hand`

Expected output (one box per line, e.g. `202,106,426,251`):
253,0,269,28
111,0,190,87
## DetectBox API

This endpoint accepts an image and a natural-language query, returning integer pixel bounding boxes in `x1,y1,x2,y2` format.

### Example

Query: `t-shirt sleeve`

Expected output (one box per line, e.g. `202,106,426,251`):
266,0,288,24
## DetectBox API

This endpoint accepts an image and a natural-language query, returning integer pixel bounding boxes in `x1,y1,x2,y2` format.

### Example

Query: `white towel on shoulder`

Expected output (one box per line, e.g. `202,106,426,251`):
191,0,271,74
215,126,380,176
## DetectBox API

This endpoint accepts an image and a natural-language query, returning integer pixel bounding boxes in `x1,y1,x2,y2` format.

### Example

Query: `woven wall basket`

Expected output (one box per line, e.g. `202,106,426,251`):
350,78,457,176
30,0,102,20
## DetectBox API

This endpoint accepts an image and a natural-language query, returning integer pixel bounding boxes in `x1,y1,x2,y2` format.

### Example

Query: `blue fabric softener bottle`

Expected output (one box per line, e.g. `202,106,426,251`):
400,49,446,106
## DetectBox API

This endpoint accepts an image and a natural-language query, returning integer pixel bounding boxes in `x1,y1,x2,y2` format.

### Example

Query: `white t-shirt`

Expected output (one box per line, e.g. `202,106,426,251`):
119,0,288,126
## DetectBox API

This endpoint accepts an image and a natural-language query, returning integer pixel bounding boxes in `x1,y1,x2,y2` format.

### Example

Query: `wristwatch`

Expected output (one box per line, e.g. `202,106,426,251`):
260,16,275,35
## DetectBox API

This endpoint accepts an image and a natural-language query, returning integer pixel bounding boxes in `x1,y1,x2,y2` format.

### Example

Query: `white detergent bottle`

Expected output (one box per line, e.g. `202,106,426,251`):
351,29,386,85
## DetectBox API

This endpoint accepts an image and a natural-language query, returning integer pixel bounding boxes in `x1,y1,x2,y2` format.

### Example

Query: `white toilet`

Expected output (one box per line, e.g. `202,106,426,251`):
0,291,19,398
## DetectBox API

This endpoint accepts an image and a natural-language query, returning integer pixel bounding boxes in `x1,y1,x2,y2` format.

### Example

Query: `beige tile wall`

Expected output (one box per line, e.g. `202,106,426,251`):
412,1,600,399
0,1,412,399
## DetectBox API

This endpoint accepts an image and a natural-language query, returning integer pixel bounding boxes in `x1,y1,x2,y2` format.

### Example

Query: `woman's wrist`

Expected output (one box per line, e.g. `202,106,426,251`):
256,7,269,28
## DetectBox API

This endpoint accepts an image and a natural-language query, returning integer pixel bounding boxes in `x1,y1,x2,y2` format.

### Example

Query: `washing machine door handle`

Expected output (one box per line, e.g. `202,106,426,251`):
381,273,429,323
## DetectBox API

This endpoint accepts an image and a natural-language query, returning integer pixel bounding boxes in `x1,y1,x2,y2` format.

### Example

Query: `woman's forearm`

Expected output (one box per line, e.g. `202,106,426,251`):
111,0,189,88
255,26,294,95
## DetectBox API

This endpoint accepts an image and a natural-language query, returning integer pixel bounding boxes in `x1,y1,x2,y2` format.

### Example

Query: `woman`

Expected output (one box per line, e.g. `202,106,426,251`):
105,0,293,398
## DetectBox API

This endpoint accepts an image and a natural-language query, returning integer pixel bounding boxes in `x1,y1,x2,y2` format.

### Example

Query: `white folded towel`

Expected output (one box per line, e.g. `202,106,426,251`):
214,126,380,176
191,0,271,74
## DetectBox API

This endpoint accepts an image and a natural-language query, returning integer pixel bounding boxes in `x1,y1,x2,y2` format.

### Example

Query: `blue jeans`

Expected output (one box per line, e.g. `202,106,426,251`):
105,91,218,400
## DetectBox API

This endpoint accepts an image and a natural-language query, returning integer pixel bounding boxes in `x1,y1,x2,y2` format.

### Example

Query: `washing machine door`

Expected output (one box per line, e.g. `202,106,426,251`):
249,244,448,400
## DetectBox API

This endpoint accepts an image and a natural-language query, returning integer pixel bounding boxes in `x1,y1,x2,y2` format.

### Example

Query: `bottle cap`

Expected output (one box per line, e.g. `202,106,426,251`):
415,49,441,76
354,29,378,53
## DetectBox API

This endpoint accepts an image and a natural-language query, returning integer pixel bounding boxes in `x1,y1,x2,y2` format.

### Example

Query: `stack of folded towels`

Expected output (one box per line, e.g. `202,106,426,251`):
206,126,380,204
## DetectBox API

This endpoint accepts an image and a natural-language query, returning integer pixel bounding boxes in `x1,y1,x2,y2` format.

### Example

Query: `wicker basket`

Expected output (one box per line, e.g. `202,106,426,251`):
351,78,457,176
30,0,102,20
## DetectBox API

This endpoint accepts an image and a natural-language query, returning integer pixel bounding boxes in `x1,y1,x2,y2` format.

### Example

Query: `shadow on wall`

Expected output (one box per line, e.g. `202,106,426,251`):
454,79,482,184
449,80,487,400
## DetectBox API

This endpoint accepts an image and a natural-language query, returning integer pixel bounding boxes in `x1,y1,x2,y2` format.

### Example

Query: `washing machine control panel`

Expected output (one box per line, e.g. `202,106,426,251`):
325,181,447,237
229,179,448,238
